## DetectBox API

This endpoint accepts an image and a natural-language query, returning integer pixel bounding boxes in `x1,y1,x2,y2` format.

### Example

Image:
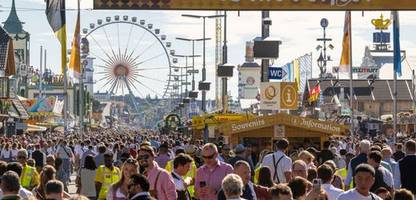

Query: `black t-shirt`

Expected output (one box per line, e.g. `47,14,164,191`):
31,150,45,167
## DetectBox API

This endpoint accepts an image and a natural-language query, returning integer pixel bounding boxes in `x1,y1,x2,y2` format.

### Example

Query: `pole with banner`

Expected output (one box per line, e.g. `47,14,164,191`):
340,11,354,142
45,0,68,133
392,10,402,144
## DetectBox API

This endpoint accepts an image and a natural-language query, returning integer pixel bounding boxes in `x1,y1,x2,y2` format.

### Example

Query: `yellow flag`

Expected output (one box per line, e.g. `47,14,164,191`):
339,11,351,73
69,9,81,79
293,59,300,92
45,0,67,74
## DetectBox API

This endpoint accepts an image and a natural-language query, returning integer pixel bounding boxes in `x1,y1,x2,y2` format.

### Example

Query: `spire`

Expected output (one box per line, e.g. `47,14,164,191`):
3,0,24,34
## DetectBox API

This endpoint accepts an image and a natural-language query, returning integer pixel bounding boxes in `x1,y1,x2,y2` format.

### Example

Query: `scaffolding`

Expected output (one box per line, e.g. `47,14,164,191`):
215,10,223,110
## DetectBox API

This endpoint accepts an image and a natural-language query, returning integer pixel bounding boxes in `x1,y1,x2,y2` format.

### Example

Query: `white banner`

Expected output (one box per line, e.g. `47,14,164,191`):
53,98,64,115
239,68,261,99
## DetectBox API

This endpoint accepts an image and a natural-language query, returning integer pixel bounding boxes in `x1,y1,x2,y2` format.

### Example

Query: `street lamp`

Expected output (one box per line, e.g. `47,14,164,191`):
172,53,201,97
176,37,208,91
181,14,225,112
316,18,333,78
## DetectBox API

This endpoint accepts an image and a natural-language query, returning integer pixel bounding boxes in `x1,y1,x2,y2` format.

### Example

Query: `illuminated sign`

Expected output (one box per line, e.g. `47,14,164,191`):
94,0,416,10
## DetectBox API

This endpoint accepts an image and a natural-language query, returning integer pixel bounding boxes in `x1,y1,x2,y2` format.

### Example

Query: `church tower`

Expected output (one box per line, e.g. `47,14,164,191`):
2,0,31,96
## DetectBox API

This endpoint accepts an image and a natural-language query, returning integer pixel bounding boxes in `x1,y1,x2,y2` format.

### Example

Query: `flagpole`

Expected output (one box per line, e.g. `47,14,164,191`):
44,48,47,97
394,62,397,143
77,0,83,136
393,10,400,144
39,46,43,98
348,11,354,143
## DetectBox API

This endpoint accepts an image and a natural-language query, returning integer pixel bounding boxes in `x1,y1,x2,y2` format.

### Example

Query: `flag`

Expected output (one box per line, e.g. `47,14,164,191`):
308,84,321,103
339,11,351,73
293,59,300,92
0,27,16,76
69,4,81,79
393,11,402,77
45,0,67,74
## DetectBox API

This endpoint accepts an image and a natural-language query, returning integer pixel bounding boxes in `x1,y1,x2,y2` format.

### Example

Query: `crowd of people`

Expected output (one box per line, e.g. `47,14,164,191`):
0,128,414,200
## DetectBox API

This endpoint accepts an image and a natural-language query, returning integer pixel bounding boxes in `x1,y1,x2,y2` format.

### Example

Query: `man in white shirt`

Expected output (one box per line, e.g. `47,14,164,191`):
262,138,292,184
317,164,343,200
172,153,193,200
337,164,382,200
381,147,401,189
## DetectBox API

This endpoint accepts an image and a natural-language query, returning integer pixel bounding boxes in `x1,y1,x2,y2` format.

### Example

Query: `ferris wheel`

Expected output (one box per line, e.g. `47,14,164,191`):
82,15,176,113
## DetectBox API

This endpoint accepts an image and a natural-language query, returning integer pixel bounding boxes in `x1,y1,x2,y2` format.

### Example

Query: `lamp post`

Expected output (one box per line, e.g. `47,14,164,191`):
172,54,201,96
175,37,206,91
316,18,333,79
182,14,225,112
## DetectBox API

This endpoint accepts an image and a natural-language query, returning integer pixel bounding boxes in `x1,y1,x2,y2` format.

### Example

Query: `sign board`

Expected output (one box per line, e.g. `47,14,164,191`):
280,82,298,110
239,67,260,99
260,82,280,110
222,113,348,136
269,67,287,80
274,124,285,138
373,32,390,43
94,0,416,10
333,66,379,74
260,82,298,110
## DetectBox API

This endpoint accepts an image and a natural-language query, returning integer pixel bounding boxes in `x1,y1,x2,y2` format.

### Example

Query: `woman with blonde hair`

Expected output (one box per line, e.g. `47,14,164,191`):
298,150,316,169
107,158,139,200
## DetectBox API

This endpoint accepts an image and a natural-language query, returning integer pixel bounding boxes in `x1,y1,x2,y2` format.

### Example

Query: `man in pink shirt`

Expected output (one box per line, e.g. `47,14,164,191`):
195,143,233,200
138,145,177,200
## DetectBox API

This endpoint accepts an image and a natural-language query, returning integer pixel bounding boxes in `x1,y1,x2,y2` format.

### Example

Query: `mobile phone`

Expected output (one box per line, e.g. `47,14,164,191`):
200,181,206,188
312,178,322,191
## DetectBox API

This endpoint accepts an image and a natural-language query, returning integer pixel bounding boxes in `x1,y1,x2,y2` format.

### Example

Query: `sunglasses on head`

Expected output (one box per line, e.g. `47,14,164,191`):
202,154,215,159
137,154,150,160
125,158,137,164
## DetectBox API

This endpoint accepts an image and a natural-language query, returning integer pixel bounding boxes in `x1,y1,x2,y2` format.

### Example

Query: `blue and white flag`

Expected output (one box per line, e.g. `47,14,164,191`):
393,11,402,77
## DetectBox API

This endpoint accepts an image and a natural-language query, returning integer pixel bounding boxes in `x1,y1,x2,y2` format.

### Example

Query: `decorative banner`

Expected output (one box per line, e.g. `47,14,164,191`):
94,0,416,10
28,96,57,113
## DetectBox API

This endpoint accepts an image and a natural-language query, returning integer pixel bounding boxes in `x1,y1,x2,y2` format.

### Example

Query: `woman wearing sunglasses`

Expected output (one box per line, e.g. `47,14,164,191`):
107,158,139,200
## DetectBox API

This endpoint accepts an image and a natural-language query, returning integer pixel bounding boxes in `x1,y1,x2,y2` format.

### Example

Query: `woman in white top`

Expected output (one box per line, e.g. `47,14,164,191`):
11,143,19,161
1,143,12,162
107,158,139,200
77,155,97,199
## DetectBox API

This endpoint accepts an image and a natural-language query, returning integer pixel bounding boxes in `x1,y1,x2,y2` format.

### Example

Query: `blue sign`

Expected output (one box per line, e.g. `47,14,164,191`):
373,32,390,43
269,67,287,80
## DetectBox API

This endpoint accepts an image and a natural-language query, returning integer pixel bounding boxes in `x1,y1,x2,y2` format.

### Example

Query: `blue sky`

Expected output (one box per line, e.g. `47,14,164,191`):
1,0,416,100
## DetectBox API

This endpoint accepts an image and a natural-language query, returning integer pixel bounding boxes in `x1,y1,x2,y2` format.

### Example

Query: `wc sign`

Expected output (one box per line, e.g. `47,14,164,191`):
269,67,287,80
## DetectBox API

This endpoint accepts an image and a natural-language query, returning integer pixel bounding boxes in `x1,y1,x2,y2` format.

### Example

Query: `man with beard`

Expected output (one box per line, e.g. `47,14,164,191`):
138,145,176,200
95,152,121,200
